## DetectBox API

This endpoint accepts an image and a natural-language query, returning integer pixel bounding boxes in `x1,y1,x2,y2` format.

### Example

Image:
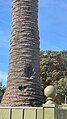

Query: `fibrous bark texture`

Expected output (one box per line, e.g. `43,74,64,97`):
1,0,43,106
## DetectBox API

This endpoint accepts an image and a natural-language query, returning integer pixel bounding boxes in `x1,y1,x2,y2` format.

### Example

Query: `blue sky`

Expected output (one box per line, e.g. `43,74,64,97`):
0,0,67,85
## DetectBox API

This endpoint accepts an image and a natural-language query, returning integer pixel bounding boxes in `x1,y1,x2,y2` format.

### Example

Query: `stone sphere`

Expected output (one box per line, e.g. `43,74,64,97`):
44,85,56,98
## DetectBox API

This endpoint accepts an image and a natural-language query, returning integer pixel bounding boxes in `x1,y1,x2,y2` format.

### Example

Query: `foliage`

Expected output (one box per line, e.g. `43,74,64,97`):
56,77,67,94
40,50,67,104
0,82,5,92
54,77,67,104
0,82,5,103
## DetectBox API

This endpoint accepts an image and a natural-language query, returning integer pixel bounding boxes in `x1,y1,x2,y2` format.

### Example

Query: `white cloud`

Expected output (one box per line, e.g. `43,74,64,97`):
0,71,7,83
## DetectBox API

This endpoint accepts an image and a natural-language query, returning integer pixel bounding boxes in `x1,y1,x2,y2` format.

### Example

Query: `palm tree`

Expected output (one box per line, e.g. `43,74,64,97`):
1,0,43,106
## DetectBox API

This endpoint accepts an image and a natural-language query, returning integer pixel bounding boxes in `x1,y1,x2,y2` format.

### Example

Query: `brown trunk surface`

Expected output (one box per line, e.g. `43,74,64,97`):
1,0,43,106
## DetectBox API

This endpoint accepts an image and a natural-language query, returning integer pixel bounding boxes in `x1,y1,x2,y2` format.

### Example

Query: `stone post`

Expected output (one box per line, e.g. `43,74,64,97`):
43,85,58,119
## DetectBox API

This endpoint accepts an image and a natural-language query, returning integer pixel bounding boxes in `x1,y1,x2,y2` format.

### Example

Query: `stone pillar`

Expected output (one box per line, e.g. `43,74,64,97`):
43,85,58,119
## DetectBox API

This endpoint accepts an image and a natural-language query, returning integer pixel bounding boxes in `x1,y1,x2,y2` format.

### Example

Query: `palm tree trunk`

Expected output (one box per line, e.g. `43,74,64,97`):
1,0,43,106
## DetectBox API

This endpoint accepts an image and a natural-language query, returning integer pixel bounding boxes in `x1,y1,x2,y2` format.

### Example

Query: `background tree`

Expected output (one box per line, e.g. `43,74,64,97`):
55,77,67,104
40,50,67,104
